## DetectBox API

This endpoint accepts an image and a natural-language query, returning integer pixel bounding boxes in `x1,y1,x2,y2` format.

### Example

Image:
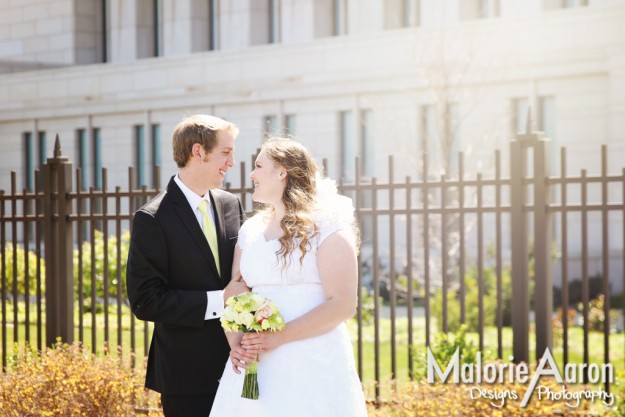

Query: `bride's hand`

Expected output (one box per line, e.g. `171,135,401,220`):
241,331,283,354
229,344,259,374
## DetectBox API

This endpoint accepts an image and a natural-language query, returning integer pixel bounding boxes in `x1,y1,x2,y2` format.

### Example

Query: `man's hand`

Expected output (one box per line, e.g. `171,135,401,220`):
223,272,250,303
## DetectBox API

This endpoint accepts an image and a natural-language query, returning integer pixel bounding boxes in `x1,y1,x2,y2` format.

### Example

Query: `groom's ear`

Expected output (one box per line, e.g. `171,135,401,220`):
191,143,203,159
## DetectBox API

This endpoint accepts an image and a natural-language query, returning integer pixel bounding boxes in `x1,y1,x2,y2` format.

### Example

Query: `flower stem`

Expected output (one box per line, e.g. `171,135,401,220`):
241,361,259,400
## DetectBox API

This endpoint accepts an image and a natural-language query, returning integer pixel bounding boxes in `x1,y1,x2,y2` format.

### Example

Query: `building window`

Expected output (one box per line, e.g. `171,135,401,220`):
333,0,347,36
263,115,278,137
461,0,499,20
447,103,460,176
538,96,556,174
76,129,88,191
421,105,438,178
137,0,162,58
37,131,47,169
360,110,374,178
92,128,102,189
152,124,161,188
135,125,146,188
537,96,555,139
313,1,334,38
421,104,460,177
154,0,163,56
284,114,296,135
99,0,110,62
511,97,530,134
404,0,421,27
250,0,278,45
269,0,280,43
133,124,160,189
385,0,420,29
340,111,355,181
339,110,373,181
23,132,34,192
544,0,587,9
209,0,219,50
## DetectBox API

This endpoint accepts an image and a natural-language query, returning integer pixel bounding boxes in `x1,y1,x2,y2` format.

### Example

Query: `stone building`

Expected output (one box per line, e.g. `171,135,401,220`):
1,0,624,294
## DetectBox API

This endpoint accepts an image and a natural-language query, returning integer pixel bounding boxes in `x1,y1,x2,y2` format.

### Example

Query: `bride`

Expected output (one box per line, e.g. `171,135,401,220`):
209,137,367,416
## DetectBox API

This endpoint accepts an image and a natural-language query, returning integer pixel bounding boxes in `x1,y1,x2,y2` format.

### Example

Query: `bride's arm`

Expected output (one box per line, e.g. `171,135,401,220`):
241,230,358,351
226,244,258,373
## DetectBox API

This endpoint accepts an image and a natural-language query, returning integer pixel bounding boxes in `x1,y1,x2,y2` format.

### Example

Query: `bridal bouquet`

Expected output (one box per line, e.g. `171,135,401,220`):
220,292,285,399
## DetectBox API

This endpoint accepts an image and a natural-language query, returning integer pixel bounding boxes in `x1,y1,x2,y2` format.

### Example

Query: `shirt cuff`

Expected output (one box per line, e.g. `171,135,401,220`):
205,290,225,320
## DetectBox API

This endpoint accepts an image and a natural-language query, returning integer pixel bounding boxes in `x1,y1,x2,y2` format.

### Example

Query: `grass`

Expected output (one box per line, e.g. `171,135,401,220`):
1,301,624,401
0,301,152,366
346,317,624,400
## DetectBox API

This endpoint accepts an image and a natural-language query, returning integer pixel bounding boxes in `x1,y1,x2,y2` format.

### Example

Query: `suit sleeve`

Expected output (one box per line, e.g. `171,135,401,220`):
126,210,207,328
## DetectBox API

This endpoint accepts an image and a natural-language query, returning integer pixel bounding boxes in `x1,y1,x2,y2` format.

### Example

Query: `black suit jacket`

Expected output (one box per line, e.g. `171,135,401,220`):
126,176,245,396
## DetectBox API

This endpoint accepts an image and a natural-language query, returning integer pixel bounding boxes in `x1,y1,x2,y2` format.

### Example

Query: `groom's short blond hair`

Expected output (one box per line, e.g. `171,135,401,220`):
172,114,239,168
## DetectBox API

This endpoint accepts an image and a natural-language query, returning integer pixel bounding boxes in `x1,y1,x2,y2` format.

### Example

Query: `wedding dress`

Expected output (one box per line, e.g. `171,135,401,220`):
209,180,367,417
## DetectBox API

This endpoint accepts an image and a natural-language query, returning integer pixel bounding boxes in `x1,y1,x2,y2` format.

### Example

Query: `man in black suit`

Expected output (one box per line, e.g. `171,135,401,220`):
127,114,250,417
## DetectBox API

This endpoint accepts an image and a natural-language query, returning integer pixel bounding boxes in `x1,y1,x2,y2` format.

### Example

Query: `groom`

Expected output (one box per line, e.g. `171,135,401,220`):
126,114,248,417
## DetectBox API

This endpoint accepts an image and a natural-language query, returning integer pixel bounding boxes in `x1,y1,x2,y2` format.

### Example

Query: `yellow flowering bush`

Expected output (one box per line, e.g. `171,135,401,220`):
366,379,612,417
0,341,161,417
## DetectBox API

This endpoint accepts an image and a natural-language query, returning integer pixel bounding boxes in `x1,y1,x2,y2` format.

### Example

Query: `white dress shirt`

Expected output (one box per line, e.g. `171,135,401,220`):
174,174,224,320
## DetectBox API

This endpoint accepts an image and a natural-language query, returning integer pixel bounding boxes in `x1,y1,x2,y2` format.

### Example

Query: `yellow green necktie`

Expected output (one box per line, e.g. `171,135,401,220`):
198,199,220,277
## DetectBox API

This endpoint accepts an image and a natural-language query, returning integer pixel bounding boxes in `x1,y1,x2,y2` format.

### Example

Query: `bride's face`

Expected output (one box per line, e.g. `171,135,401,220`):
250,150,286,204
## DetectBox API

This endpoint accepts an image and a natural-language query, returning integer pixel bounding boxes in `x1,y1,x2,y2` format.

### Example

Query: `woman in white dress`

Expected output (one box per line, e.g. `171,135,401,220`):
209,137,367,417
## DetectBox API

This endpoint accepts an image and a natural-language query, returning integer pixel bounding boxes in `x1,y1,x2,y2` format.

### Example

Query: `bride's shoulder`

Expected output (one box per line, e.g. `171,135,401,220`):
240,212,265,231
237,212,265,244
312,194,356,247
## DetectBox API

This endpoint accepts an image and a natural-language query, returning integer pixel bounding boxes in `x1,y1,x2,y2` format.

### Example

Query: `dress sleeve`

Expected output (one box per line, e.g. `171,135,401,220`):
236,215,253,251
315,194,356,248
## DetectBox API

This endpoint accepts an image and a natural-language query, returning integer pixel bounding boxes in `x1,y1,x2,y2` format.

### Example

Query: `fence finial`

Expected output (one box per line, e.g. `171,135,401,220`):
54,134,61,157
525,107,533,135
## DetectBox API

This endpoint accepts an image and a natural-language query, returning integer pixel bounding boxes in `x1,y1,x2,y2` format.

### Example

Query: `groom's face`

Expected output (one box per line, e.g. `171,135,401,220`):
200,130,236,189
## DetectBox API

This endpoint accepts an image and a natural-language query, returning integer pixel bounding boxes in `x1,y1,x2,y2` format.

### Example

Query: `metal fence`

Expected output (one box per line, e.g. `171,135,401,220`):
1,127,624,403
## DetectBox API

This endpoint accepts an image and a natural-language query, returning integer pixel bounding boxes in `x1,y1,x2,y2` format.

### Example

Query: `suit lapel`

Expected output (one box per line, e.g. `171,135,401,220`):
167,178,221,279
210,190,227,284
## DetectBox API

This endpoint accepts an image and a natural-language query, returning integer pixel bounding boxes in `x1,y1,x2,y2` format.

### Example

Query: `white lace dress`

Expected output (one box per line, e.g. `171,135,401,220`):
209,207,367,417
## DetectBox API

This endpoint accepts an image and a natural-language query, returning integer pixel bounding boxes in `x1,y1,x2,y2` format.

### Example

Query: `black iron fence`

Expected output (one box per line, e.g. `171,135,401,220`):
1,126,624,403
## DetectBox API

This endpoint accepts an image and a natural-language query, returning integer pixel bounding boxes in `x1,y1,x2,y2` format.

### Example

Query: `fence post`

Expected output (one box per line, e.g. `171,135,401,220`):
43,135,74,346
510,112,553,364
531,126,553,359
510,127,529,364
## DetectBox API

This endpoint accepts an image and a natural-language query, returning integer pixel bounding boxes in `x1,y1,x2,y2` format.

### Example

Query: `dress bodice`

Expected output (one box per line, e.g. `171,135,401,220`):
237,200,355,322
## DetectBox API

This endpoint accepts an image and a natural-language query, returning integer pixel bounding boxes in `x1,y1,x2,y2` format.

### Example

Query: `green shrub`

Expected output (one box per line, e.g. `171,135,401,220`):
432,266,524,333
73,230,130,301
357,287,380,326
0,229,130,305
584,294,620,332
0,242,45,297
411,324,480,381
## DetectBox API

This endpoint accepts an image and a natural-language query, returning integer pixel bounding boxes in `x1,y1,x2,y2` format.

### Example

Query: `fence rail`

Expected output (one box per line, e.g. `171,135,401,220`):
1,129,624,403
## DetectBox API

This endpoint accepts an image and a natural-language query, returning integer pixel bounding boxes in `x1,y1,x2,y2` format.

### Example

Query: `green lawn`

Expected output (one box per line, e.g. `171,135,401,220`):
0,301,153,366
1,301,623,401
346,317,625,398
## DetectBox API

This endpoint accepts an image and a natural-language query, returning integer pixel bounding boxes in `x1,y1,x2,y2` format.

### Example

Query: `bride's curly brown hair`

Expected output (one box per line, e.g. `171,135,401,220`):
260,136,320,268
